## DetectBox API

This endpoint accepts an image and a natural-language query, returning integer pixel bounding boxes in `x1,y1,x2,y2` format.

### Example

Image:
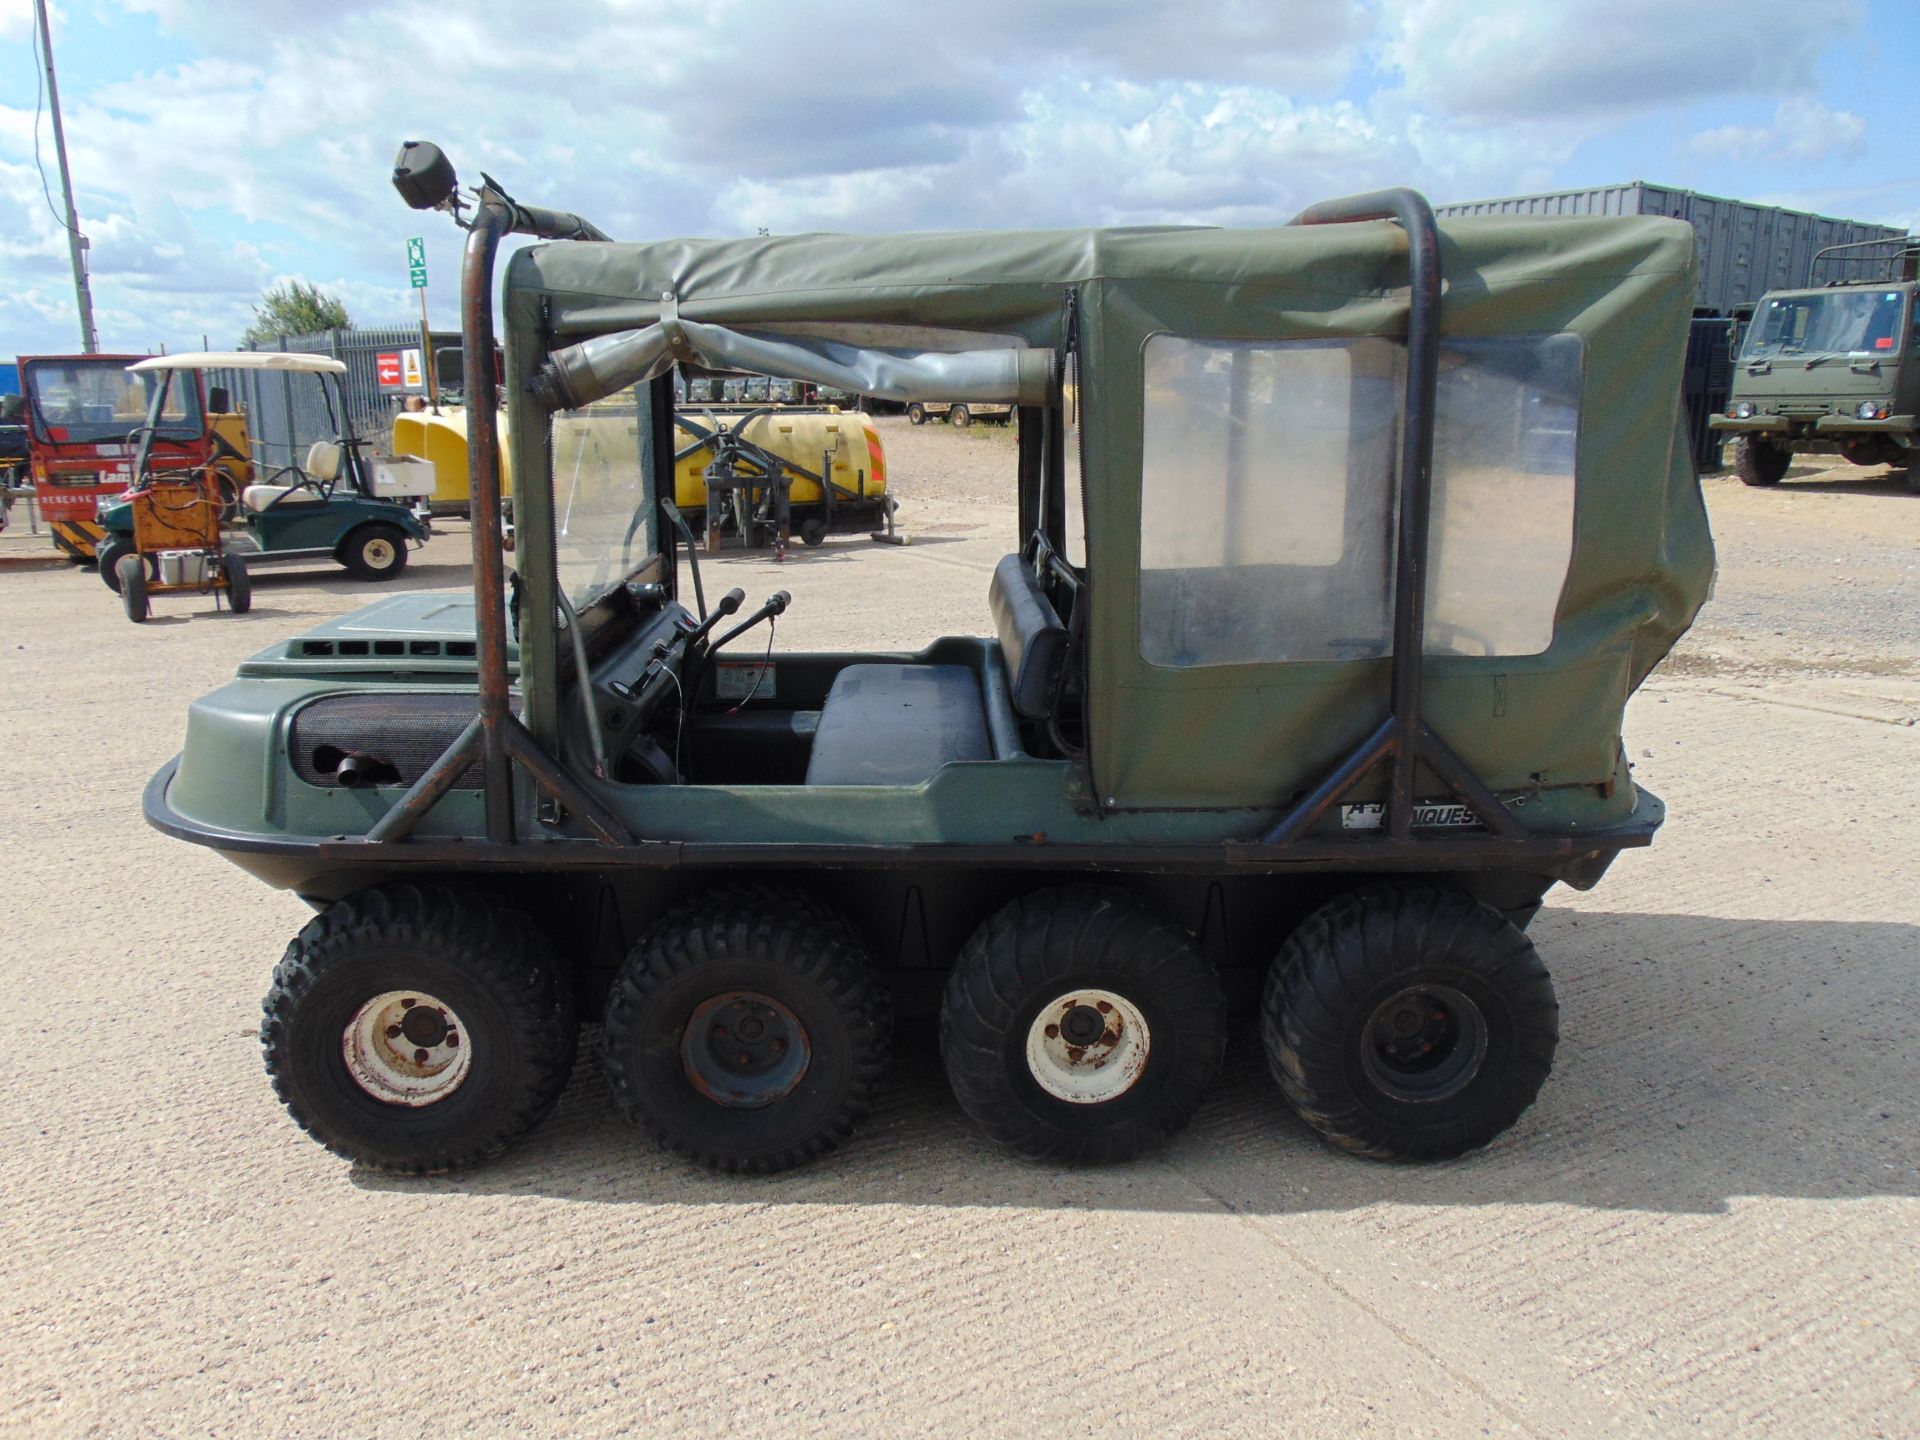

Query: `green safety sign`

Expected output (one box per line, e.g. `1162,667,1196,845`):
407,236,427,288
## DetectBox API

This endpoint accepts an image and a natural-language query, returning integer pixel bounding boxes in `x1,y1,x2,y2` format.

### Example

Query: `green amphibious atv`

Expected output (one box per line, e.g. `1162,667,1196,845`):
144,141,1713,1175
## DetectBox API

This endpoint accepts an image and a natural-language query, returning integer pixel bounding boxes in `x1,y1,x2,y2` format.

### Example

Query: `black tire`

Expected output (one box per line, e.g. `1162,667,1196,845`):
1733,436,1789,487
1261,883,1558,1161
261,884,578,1174
339,523,410,581
799,516,828,547
941,887,1226,1164
602,889,890,1173
948,404,972,427
223,551,251,614
118,553,149,622
214,470,241,524
906,403,926,425
96,536,132,592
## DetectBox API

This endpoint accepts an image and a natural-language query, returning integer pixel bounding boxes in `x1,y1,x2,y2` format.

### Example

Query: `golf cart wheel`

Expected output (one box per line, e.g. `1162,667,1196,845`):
117,553,149,622
1733,437,1789,487
948,404,972,427
96,537,132,592
601,890,890,1174
223,551,251,614
941,887,1226,1164
261,884,578,1174
339,523,410,581
1260,883,1558,1161
906,403,927,425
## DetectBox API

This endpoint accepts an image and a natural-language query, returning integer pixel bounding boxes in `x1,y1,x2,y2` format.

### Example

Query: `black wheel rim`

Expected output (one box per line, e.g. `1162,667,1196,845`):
1357,983,1488,1104
680,991,811,1109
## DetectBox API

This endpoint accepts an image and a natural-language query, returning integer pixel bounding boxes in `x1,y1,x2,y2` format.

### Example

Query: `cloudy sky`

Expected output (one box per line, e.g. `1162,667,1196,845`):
2,0,1915,357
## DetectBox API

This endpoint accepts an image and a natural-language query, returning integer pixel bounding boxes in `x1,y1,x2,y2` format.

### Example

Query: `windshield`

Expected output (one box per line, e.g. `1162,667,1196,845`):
1740,290,1908,361
22,360,205,445
552,385,657,611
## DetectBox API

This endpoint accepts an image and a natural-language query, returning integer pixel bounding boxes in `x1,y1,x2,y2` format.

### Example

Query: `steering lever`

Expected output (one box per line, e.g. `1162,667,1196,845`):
710,590,790,653
682,586,746,650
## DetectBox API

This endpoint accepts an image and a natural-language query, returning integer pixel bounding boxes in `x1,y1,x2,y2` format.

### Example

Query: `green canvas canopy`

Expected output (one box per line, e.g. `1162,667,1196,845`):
504,213,1710,814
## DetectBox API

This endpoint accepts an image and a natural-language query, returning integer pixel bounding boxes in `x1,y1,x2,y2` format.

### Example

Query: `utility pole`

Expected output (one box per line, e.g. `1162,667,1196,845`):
32,0,99,353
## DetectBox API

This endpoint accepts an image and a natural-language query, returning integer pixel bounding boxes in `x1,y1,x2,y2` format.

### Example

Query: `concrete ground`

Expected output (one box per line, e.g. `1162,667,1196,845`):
0,423,1914,1437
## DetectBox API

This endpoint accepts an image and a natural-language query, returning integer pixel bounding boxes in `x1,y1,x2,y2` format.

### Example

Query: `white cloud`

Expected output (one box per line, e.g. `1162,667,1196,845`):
0,0,1905,355
1378,0,1863,121
1690,97,1869,167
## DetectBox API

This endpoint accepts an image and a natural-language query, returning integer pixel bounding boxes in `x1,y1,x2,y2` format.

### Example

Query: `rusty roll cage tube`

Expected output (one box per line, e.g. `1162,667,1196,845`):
1261,188,1526,847
369,183,633,849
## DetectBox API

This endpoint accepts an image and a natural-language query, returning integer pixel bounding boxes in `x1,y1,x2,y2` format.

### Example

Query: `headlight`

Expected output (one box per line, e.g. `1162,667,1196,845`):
1730,401,1756,419
1856,401,1889,420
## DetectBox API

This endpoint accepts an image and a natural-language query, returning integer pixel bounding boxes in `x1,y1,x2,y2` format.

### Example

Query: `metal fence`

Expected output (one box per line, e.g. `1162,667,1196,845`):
209,326,459,469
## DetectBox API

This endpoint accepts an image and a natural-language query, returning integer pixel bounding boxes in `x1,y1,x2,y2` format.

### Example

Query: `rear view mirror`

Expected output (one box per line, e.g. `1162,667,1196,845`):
207,386,231,414
393,141,458,211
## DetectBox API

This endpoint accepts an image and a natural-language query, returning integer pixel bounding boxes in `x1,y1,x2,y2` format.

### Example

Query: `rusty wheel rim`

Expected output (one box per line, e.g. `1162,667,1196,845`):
1023,988,1151,1105
681,991,811,1109
342,990,472,1106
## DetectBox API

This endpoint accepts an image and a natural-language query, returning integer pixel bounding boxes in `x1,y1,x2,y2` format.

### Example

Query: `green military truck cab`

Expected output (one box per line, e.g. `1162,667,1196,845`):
144,142,1712,1178
1712,247,1920,488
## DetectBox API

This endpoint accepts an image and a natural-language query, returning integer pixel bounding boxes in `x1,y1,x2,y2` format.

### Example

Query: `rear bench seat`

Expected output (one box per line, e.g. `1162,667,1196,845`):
802,553,1067,787
804,664,991,785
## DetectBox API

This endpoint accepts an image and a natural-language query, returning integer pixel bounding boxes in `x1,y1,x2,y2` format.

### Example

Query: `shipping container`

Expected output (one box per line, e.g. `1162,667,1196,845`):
1435,183,1905,317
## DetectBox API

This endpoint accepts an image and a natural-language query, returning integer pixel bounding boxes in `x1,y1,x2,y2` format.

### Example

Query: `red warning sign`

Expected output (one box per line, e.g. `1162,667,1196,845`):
376,352,403,387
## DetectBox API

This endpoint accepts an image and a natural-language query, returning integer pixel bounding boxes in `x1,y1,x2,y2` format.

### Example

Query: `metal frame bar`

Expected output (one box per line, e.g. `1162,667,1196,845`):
368,184,633,850
1261,188,1526,847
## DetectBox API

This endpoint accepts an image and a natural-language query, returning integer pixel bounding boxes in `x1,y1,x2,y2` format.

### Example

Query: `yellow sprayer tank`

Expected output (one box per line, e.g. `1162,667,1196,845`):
390,406,514,513
672,408,887,512
390,405,883,528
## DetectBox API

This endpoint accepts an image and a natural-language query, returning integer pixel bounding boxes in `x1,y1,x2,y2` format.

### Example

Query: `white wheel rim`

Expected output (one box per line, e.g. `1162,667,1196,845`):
1024,988,1151,1105
342,990,471,1105
363,537,397,569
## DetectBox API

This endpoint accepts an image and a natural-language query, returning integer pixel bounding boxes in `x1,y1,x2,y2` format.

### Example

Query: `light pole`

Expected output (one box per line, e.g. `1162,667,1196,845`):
32,0,99,353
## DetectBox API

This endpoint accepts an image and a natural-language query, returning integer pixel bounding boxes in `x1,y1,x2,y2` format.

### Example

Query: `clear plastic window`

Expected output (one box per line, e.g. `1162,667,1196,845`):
551,386,654,611
1424,337,1580,657
1139,337,1398,666
1138,333,1580,667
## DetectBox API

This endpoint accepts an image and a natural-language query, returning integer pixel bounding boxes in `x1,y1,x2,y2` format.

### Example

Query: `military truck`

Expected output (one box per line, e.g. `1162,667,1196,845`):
1712,237,1919,487
142,142,1711,1178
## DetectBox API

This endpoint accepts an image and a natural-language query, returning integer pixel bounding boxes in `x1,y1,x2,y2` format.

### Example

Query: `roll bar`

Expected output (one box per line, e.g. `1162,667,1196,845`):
1258,189,1526,846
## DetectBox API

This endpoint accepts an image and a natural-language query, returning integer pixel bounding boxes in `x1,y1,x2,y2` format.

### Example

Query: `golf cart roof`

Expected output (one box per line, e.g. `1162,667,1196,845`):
129,352,347,375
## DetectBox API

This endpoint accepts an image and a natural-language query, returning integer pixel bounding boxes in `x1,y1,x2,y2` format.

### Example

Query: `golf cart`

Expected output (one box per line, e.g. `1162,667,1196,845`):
143,142,1711,1178
98,353,432,591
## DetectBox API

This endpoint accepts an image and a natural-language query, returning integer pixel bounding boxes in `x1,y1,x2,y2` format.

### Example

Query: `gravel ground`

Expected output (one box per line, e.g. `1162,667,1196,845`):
0,425,1915,1437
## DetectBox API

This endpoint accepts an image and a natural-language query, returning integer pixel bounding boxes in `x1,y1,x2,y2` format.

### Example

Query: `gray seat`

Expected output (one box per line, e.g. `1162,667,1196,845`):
805,664,991,786
989,553,1067,720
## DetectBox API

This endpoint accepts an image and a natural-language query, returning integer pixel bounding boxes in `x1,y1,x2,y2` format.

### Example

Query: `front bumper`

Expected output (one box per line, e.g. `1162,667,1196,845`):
1710,412,1914,440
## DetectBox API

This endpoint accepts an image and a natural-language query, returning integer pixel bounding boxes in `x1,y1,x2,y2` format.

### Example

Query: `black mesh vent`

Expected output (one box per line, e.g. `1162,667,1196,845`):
289,692,521,789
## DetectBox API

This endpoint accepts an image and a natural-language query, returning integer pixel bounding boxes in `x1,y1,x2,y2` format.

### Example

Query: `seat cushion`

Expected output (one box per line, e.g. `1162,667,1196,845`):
242,483,321,512
805,664,991,786
988,553,1067,720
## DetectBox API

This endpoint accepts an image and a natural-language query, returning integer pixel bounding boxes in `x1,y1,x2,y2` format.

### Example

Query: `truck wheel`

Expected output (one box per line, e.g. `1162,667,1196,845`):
223,551,251,614
1733,437,1789,487
799,516,828,547
96,537,132,592
906,403,926,425
1261,883,1558,1161
601,891,890,1173
340,523,410,580
118,553,149,622
941,887,1226,1164
948,404,972,427
261,885,577,1174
